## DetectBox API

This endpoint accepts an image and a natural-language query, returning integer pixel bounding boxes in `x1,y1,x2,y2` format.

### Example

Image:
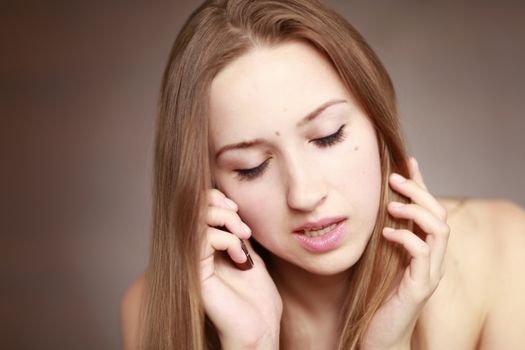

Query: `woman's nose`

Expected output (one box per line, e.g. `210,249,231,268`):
285,157,328,212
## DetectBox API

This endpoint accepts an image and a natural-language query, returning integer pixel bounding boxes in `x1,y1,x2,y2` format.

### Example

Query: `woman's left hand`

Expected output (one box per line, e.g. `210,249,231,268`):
363,157,450,350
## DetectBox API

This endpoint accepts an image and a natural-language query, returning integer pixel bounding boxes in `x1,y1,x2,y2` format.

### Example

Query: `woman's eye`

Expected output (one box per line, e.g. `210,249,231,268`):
234,158,271,181
233,125,346,182
311,124,347,148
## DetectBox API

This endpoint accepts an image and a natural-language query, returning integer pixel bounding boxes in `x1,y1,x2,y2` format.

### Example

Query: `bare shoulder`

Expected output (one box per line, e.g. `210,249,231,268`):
446,197,525,259
439,197,525,279
472,199,525,349
121,272,146,350
416,198,525,349
456,197,525,228
481,198,525,238
439,196,525,245
437,197,525,349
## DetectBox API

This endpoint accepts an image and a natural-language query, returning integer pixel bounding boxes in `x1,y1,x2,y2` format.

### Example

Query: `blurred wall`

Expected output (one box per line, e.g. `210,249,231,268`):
1,1,523,349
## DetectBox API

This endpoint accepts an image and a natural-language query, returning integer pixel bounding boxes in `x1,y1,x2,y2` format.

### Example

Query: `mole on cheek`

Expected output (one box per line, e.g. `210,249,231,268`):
275,131,280,136
354,145,359,151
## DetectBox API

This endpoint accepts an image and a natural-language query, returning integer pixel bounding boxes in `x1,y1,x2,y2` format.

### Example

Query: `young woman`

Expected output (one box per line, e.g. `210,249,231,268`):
121,0,525,349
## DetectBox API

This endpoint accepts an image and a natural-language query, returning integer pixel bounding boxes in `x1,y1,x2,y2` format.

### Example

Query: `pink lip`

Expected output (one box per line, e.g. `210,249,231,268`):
292,216,347,233
292,219,347,253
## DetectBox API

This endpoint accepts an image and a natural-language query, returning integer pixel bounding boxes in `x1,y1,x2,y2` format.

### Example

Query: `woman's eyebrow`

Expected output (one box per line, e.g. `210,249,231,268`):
215,98,347,160
296,98,347,128
215,138,267,161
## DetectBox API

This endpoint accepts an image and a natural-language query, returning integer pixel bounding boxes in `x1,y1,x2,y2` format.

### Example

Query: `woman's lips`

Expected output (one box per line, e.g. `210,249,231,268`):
292,219,347,253
292,216,347,233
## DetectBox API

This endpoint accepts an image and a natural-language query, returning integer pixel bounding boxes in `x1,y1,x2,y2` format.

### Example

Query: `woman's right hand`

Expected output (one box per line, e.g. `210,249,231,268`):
200,188,283,349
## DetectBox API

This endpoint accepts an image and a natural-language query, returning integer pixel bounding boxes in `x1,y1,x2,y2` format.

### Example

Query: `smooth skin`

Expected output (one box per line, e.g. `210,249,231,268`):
200,190,282,349
204,41,446,349
204,157,447,350
121,41,525,349
121,193,525,350
121,196,525,349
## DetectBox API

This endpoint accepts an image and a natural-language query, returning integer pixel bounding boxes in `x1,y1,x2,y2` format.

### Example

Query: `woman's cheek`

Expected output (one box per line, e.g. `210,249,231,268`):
236,186,282,242
231,184,271,221
351,153,382,225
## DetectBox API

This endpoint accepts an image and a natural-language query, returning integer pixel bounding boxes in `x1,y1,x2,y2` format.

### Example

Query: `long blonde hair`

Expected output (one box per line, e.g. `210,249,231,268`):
141,0,411,348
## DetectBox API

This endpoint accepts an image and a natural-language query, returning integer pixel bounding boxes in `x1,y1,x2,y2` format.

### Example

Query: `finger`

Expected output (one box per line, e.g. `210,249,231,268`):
208,188,238,211
389,173,447,221
408,157,427,190
207,206,252,239
383,227,430,283
387,202,450,279
203,227,248,264
387,202,447,239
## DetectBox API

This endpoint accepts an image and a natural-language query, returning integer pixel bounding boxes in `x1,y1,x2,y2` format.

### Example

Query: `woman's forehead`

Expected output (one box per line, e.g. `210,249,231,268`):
208,40,352,129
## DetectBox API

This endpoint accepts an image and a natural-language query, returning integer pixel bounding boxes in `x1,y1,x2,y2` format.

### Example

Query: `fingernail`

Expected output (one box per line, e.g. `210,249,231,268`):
241,222,252,234
391,173,406,183
383,227,395,234
224,198,238,210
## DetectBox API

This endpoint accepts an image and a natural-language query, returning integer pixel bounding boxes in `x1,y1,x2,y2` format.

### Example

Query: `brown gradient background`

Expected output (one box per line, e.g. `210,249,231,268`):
1,1,523,349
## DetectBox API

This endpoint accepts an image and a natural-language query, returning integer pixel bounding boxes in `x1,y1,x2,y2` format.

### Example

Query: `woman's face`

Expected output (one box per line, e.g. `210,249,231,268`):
208,40,382,275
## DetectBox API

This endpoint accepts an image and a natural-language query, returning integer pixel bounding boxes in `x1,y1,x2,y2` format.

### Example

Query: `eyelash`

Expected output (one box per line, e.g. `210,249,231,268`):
234,124,347,181
312,124,347,148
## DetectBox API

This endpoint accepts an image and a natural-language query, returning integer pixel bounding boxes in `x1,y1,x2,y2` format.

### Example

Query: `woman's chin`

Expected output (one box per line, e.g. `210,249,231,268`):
301,252,362,276
270,246,364,277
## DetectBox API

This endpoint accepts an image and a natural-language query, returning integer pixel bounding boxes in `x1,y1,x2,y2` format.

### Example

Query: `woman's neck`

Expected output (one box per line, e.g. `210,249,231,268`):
269,256,352,349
